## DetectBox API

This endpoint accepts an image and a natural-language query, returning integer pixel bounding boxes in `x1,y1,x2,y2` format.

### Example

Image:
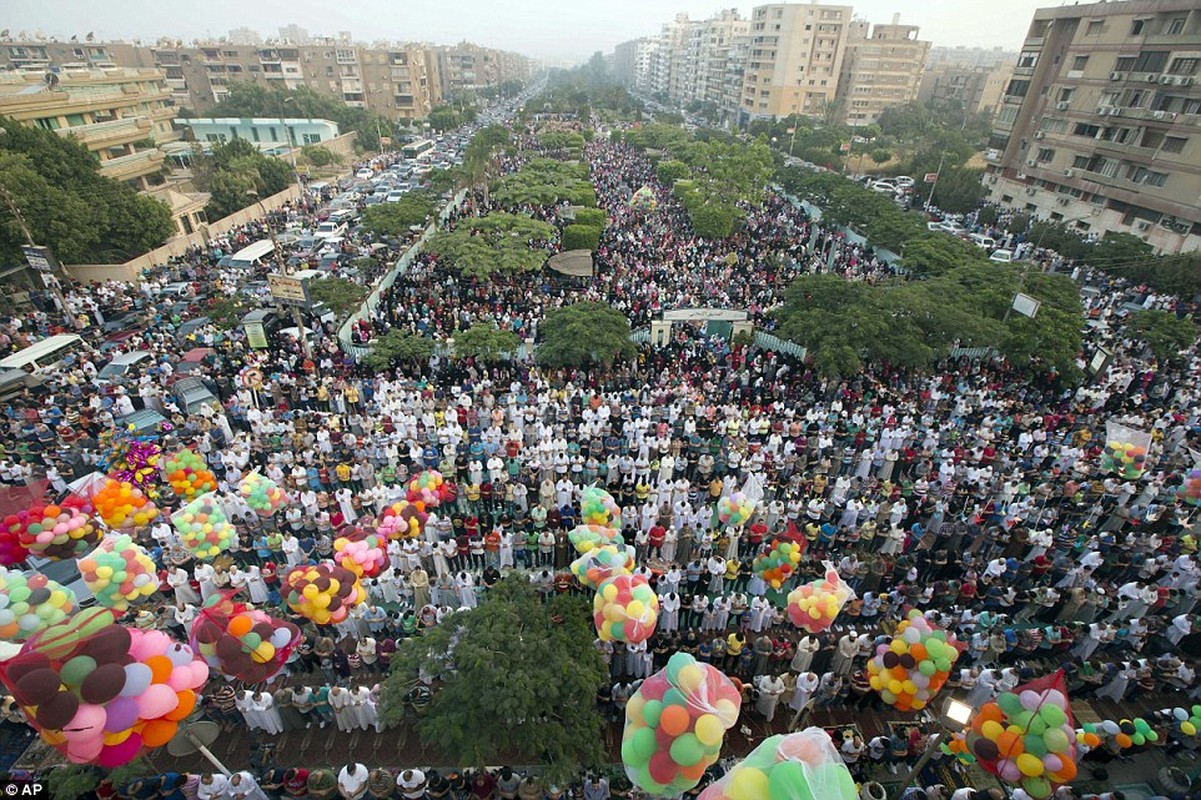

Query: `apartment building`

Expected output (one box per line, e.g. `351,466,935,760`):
0,67,177,189
0,39,140,71
984,0,1201,254
917,62,1015,117
839,17,930,126
927,45,1018,69
739,3,853,123
435,41,534,99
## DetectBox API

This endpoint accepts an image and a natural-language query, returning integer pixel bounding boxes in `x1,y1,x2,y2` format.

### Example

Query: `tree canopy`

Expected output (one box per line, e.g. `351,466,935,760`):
536,302,636,368
777,166,925,253
452,323,522,362
380,576,607,776
361,192,437,237
426,212,556,278
306,277,367,319
200,138,293,220
365,330,435,372
1125,310,1197,363
492,159,597,208
0,118,174,265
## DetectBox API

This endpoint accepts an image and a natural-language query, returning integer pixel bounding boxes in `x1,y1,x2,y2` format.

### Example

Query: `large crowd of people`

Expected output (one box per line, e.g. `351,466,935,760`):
0,101,1197,800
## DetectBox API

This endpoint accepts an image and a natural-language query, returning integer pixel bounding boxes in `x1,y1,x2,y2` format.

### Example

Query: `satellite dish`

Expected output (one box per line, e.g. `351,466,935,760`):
167,720,231,776
0,30,10,39
43,72,59,88
86,32,94,42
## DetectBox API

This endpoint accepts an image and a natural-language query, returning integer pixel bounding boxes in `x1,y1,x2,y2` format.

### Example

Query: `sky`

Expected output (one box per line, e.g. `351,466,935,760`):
3,0,1046,64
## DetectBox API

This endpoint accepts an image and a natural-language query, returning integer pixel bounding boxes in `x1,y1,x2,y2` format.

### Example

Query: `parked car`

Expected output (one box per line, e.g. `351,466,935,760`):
989,249,1015,263
96,350,154,385
937,220,968,236
969,234,997,250
172,377,222,417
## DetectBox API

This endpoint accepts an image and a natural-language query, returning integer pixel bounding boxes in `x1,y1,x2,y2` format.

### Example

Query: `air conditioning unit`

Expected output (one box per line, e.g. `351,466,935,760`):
986,174,998,185
1145,73,1160,82
1136,221,1152,231
1166,111,1178,120
1109,71,1124,81
1110,107,1123,116
1177,76,1194,86
1159,74,1174,84
1057,197,1070,206
1016,172,1028,180
1025,186,1037,195
1055,101,1070,110
1063,169,1075,177
1026,159,1039,167
1034,131,1045,139
1153,110,1166,119
1096,106,1111,116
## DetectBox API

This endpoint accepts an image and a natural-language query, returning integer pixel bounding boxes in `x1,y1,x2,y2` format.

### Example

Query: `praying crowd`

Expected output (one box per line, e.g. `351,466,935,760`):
0,102,1197,800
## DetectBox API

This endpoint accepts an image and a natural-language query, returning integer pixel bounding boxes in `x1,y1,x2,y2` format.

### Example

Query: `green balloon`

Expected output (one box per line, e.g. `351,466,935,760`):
663,688,687,708
611,621,626,641
768,761,813,800
1042,727,1070,754
934,658,951,673
1012,710,1035,732
60,655,97,686
636,766,665,796
9,586,30,604
242,632,262,650
918,660,936,676
1134,718,1152,735
1023,733,1048,758
666,652,691,683
813,762,858,800
622,726,656,766
1026,715,1047,736
1147,730,1159,742
1132,732,1146,746
998,692,1023,716
1021,776,1052,800
642,699,663,729
670,733,704,767
1038,704,1067,728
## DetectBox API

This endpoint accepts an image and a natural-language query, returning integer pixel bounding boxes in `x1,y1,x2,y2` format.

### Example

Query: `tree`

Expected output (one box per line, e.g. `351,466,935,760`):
425,168,460,195
0,120,173,265
572,208,607,230
1126,310,1197,362
562,224,601,251
655,160,690,184
929,167,988,214
870,148,893,165
492,159,596,208
204,139,292,219
301,145,341,167
361,193,437,237
307,277,367,319
536,302,636,368
365,330,435,371
453,323,521,362
902,233,987,277
426,213,556,278
427,105,465,132
380,576,607,777
689,204,741,239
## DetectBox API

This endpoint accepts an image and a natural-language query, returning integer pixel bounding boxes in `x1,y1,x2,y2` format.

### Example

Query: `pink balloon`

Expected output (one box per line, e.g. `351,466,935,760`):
1043,754,1062,773
96,732,143,768
62,704,106,742
137,684,178,719
128,630,171,660
188,660,209,688
998,758,1022,783
66,736,105,764
166,666,195,692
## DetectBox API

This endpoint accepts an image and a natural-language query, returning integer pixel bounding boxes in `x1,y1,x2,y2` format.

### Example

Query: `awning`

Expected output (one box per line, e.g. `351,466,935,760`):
547,249,594,277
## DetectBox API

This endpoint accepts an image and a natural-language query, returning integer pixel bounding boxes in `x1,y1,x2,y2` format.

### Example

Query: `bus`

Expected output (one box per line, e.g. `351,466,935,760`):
402,139,435,159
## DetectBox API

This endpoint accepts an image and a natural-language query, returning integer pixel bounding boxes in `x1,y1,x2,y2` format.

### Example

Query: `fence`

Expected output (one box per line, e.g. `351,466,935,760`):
337,189,469,360
754,331,807,359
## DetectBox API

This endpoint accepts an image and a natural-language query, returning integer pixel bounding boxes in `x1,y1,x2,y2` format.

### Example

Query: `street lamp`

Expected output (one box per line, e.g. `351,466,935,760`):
247,189,314,366
279,96,301,187
889,695,973,800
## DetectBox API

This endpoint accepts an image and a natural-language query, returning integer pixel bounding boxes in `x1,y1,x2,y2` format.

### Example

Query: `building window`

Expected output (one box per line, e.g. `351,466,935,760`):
1131,19,1146,35
1161,135,1187,153
1006,79,1030,97
1058,87,1075,102
1170,57,1199,75
1073,122,1101,137
250,127,260,142
1140,129,1165,148
1017,51,1038,68
1115,56,1136,71
1131,51,1169,72
1037,147,1055,162
1072,55,1089,71
1073,154,1090,169
1166,17,1186,35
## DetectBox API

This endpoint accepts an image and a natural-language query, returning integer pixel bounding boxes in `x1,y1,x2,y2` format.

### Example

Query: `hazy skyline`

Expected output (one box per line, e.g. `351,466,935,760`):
4,0,1046,64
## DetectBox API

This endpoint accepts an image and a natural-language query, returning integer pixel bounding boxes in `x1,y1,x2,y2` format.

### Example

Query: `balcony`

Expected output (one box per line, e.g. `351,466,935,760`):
98,149,165,182
57,117,152,149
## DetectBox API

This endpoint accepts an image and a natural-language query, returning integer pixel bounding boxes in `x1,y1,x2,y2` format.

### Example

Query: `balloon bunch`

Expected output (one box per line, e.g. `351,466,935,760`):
239,471,288,517
7,503,100,561
621,653,742,796
77,535,159,611
283,562,365,625
406,470,455,509
569,523,624,555
594,573,659,644
0,608,208,768
786,562,854,633
1170,705,1201,738
99,427,162,497
698,728,858,800
629,185,658,212
0,524,29,567
580,487,622,528
717,493,755,527
91,479,158,531
0,569,76,642
753,539,801,590
162,448,217,499
1178,467,1201,506
1100,440,1148,480
377,500,426,540
571,544,635,590
961,673,1078,799
171,495,236,561
1087,717,1159,750
190,592,301,683
867,609,962,711
333,528,387,579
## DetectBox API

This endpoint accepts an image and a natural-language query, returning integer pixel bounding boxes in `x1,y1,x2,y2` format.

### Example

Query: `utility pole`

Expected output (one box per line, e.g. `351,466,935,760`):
924,152,947,210
249,191,315,370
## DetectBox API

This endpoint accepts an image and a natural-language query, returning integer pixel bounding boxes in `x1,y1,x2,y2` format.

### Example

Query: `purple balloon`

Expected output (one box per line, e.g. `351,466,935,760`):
103,697,140,733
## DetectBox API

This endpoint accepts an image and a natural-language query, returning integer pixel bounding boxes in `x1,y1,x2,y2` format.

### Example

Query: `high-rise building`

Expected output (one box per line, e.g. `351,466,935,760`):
917,61,1015,117
277,25,311,46
738,3,853,123
984,0,1201,253
926,45,1017,70
838,16,930,126
228,28,262,46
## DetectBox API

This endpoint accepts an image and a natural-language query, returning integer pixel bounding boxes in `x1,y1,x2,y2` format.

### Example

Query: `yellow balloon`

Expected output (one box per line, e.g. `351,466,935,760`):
726,767,769,800
676,664,705,694
694,713,725,747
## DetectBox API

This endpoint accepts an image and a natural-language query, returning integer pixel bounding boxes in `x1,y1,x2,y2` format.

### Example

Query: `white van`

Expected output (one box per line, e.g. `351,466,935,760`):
0,334,84,375
315,220,348,240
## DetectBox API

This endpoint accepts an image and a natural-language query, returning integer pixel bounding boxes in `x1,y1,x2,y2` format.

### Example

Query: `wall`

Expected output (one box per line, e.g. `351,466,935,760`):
64,183,304,284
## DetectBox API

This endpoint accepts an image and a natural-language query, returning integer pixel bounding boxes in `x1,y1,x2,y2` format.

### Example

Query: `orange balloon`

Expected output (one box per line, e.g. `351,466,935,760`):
1051,759,1077,782
909,643,927,661
679,762,708,781
996,731,1023,757
227,615,253,637
659,704,690,737
978,703,1004,724
141,719,178,747
1115,733,1132,749
165,689,196,721
144,655,173,684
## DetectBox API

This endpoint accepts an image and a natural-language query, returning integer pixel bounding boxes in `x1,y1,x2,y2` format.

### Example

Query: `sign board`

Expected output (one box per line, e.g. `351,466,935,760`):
839,142,852,153
923,172,939,183
662,308,749,322
1011,292,1042,319
267,273,311,307
244,321,269,349
650,321,672,348
22,245,55,273
1088,346,1112,377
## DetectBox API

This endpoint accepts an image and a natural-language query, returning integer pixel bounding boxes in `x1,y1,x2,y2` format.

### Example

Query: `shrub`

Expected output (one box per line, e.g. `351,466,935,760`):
562,224,602,251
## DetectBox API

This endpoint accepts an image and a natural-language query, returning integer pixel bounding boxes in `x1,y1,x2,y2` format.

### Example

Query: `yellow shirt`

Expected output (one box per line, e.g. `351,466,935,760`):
335,463,351,482
726,634,745,656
